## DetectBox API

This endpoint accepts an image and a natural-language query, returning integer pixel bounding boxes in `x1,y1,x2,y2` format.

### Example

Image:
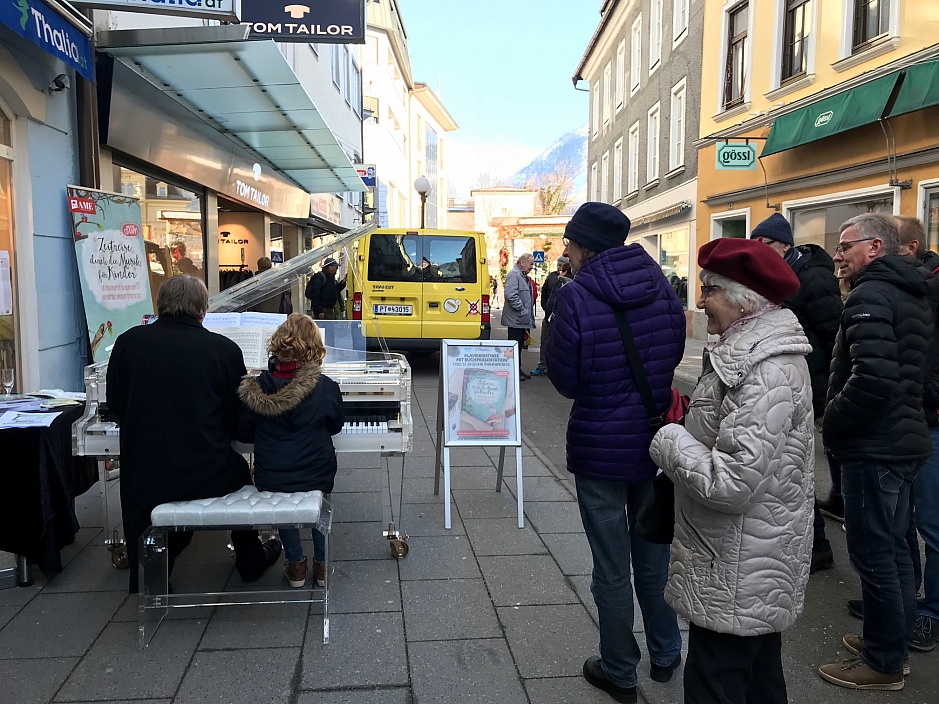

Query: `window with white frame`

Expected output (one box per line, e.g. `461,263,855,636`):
331,45,342,88
852,0,891,49
674,0,690,42
650,0,663,71
647,103,660,183
592,82,600,138
615,39,626,111
601,151,610,202
590,162,599,201
723,2,749,109
781,0,811,82
669,79,686,170
613,138,624,202
630,15,642,94
628,121,640,194
603,61,613,126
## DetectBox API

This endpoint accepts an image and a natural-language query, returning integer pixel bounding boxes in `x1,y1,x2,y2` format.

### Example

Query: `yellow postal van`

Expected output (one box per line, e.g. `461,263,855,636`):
347,228,491,350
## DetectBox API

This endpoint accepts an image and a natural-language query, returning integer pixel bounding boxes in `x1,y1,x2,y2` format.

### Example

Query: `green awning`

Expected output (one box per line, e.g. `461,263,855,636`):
761,72,900,157
888,60,939,118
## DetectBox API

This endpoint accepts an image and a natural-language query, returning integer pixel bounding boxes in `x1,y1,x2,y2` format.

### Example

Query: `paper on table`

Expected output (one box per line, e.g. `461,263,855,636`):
0,410,62,428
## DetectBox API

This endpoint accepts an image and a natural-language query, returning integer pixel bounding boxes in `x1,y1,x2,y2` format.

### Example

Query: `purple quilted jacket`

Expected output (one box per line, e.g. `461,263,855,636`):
546,244,686,482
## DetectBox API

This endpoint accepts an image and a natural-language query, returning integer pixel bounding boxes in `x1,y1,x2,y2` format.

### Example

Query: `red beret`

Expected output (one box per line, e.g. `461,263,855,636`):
697,238,800,304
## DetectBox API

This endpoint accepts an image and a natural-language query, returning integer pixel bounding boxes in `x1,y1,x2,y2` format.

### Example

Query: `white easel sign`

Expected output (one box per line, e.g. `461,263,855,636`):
436,339,524,529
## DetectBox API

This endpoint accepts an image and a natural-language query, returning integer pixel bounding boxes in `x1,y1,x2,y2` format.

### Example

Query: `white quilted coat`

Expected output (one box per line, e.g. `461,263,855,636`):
649,306,815,636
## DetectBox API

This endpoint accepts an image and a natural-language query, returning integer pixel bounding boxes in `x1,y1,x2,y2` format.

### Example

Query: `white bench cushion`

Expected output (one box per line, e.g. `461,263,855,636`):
150,485,323,527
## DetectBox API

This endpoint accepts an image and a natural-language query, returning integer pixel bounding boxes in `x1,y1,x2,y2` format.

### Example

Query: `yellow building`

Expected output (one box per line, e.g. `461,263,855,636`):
695,0,939,336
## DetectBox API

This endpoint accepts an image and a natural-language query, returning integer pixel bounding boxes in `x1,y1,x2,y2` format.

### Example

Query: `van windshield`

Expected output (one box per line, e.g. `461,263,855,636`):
367,234,477,283
367,234,421,281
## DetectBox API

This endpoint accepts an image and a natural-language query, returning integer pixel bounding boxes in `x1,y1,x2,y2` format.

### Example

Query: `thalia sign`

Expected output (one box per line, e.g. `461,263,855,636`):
69,0,239,22
241,0,365,43
0,0,94,81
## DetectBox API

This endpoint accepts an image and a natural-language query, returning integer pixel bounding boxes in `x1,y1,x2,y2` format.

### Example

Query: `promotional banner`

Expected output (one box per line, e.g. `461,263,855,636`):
241,0,365,43
0,0,94,81
68,0,239,22
67,187,153,362
441,340,521,446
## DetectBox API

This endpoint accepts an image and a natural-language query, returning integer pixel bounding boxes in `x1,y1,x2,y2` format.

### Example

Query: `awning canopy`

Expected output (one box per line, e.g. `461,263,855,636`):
761,72,901,158
888,60,939,118
99,27,365,195
630,201,692,227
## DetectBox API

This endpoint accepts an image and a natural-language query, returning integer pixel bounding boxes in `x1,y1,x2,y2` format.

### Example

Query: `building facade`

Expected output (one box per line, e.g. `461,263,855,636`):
410,83,457,230
575,0,704,318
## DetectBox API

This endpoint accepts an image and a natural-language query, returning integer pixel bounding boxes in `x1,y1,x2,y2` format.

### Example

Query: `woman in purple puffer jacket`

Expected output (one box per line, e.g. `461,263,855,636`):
546,202,686,704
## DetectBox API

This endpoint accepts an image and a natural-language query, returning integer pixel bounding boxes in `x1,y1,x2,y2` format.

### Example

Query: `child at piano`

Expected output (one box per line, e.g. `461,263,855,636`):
238,313,344,588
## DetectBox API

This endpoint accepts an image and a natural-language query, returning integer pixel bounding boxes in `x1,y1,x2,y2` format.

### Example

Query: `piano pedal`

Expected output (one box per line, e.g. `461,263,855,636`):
108,531,128,570
383,523,409,558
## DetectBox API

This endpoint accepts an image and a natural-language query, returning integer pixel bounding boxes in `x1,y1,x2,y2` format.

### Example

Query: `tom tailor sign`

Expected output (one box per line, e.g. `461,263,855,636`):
68,0,239,22
241,0,365,43
0,0,94,81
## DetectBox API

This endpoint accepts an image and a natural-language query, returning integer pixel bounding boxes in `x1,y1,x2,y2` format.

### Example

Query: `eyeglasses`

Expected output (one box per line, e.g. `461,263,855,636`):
834,237,875,255
754,236,778,246
562,236,570,246
699,284,722,300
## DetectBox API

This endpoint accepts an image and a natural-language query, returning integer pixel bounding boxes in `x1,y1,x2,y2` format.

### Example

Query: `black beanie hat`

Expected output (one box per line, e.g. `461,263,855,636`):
749,213,794,247
564,202,631,253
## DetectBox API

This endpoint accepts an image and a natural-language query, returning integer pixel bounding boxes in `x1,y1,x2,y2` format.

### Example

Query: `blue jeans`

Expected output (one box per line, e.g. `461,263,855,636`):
914,426,939,620
842,460,919,674
575,474,681,689
279,527,326,563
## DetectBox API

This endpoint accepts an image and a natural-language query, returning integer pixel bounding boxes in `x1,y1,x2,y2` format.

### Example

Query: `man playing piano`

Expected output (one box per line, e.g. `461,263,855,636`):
106,275,282,593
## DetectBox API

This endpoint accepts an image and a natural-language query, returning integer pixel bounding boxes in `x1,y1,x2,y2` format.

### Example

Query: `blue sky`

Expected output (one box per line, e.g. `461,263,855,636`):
401,0,598,196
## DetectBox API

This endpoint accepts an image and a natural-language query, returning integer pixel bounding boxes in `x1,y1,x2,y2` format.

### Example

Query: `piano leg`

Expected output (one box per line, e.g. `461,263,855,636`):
98,459,128,569
382,453,409,558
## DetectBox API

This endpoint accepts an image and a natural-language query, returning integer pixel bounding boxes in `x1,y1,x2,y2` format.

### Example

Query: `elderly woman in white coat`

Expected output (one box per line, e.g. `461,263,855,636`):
649,237,815,704
501,252,535,379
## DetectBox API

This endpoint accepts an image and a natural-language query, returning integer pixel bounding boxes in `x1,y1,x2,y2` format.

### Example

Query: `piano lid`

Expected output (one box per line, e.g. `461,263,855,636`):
207,221,378,313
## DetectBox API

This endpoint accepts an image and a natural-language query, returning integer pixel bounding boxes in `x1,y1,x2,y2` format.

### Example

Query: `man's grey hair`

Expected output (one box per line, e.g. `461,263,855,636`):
517,253,534,265
699,270,771,315
156,275,208,318
840,213,900,255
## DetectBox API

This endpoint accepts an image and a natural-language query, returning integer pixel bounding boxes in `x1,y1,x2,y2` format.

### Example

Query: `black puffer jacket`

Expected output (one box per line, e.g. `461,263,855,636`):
911,252,939,426
823,254,935,462
784,245,842,416
238,363,344,493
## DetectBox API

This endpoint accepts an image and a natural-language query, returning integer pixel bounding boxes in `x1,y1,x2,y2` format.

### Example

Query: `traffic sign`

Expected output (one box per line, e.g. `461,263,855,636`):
716,143,757,170
532,251,545,263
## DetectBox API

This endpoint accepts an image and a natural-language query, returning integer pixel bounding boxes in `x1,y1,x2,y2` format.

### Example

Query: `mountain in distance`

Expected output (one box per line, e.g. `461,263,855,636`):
509,125,588,212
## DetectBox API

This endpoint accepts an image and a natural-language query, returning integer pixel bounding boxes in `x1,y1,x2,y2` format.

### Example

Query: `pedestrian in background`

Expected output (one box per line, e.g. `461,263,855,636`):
650,237,813,704
305,257,346,320
748,213,842,573
501,252,535,380
819,214,934,691
546,203,685,703
531,256,571,376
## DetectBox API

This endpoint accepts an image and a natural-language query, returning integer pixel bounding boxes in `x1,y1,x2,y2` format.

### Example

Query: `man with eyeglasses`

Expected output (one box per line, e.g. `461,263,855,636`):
819,213,935,691
749,213,842,575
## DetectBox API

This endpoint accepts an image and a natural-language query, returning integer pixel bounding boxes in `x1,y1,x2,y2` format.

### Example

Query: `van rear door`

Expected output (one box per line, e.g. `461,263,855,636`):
421,232,485,340
362,231,423,341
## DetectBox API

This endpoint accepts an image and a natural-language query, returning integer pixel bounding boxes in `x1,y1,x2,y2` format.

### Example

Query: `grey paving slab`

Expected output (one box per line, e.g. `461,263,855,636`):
523,676,617,704
333,491,383,523
541,533,594,575
408,638,528,704
55,620,206,701
0,605,21,630
403,456,438,478
0,591,124,658
397,536,481,581
297,689,411,704
447,447,497,467
393,476,445,504
301,612,408,689
399,501,465,536
463,518,548,556
199,602,309,650
338,452,383,470
452,488,522,520
175,648,299,704
402,579,501,641
0,583,41,607
331,521,390,561
479,555,578,606
502,475,573,502
42,542,132,594
569,575,599,624
332,467,384,493
56,528,102,570
329,559,401,613
0,656,79,704
524,500,584,533
497,604,599,678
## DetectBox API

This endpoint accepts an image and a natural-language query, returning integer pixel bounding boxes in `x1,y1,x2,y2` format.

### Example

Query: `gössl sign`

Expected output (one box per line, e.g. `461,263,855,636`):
716,143,757,171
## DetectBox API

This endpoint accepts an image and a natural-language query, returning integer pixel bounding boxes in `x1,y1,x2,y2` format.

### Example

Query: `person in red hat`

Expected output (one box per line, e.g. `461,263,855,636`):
649,237,814,704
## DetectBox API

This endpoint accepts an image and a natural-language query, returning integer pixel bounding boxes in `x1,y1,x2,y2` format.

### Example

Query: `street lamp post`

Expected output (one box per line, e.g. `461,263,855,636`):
414,176,430,229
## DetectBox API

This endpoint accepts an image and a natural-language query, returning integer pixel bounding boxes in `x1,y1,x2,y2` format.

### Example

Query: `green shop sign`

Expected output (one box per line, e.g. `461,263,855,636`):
715,143,757,170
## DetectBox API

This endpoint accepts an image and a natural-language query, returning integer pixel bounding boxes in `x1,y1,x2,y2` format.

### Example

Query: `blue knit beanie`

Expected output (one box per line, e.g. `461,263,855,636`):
749,213,794,247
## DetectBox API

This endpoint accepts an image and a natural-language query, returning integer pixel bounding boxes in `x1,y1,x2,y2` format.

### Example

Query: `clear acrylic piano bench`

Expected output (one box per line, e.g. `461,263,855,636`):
139,485,331,648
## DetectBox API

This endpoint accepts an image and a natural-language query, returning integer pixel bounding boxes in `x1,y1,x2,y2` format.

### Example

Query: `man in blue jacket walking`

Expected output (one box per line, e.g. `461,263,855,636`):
546,203,686,703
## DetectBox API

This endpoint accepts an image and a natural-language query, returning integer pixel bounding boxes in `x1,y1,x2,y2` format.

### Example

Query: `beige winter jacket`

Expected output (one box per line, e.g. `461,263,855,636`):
649,306,815,636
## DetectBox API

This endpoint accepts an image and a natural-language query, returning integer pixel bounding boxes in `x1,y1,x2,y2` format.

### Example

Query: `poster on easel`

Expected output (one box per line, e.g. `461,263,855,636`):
67,186,153,362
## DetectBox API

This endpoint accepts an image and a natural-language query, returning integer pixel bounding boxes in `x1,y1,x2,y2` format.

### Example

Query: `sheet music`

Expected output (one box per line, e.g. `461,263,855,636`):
239,312,287,326
205,325,278,369
202,313,240,327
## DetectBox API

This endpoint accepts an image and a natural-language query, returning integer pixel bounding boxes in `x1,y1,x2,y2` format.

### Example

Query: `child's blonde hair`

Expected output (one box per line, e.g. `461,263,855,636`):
267,313,326,365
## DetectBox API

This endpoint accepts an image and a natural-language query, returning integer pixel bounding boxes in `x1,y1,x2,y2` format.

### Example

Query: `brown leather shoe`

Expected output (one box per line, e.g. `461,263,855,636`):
842,634,910,676
312,559,326,587
819,657,904,690
284,558,307,588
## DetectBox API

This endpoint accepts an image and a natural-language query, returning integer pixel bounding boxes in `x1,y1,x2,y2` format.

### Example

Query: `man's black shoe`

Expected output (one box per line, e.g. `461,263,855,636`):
237,538,282,583
817,495,845,522
650,654,681,683
909,615,937,652
847,599,863,619
810,542,835,574
583,656,637,703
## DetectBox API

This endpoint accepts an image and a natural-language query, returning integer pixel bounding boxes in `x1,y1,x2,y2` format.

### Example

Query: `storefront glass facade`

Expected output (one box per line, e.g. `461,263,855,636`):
0,111,17,391
925,186,939,254
790,193,895,251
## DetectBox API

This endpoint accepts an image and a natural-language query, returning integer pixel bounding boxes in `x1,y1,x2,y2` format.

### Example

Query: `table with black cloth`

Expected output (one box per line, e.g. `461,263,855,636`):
0,404,98,576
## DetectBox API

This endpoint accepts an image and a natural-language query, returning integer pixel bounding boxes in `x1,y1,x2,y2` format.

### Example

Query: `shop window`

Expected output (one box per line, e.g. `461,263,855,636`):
925,187,939,254
0,110,16,391
789,193,894,252
661,227,690,308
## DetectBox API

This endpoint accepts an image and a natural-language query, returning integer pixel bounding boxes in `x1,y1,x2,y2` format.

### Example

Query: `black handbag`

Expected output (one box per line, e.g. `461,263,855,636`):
613,310,682,545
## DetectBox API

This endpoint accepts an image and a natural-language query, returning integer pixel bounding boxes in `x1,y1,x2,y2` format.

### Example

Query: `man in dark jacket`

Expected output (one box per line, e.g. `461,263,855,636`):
546,203,685,703
531,255,571,376
305,257,346,320
749,213,843,572
819,214,935,691
107,275,282,593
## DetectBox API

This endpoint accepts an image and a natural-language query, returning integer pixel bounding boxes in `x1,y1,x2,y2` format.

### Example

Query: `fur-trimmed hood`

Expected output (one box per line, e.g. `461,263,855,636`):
238,363,322,417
